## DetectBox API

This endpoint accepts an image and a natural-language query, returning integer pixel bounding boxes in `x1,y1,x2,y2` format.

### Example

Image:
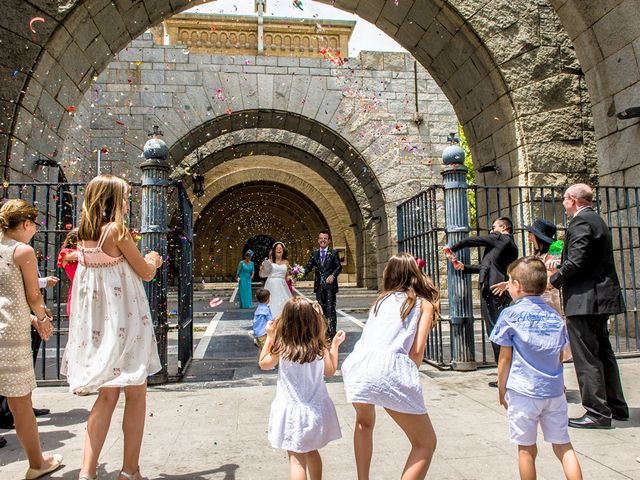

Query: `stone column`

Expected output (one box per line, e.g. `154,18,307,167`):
256,0,266,54
141,126,170,384
442,143,477,371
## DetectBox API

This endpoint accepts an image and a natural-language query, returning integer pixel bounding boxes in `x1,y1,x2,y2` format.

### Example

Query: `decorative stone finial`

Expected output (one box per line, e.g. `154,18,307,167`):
442,145,465,165
143,126,168,161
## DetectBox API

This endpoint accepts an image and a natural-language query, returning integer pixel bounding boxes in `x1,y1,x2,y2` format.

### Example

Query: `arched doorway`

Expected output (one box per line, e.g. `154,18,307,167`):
194,180,330,281
243,234,275,281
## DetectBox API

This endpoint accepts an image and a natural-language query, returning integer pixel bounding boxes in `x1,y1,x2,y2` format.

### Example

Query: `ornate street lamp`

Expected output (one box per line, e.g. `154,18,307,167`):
192,149,205,197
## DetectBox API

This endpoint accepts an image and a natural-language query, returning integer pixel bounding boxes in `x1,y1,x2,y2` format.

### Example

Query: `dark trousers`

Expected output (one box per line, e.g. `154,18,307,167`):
480,288,511,362
316,286,337,338
566,314,628,419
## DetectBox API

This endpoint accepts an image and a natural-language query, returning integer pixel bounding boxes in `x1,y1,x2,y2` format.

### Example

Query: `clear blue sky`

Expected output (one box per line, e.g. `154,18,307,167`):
187,0,406,56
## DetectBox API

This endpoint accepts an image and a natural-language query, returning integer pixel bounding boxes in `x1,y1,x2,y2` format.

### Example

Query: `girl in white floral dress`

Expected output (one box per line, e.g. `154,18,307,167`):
61,175,163,480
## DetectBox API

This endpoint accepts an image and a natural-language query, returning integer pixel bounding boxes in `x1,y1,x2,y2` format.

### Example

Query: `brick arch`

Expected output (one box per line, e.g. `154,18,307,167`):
167,109,385,213
186,151,370,287
168,111,389,284
3,0,597,189
194,180,330,281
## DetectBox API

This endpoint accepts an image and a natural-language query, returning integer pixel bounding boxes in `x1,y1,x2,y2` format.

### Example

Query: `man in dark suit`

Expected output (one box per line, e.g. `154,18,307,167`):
550,183,628,429
304,229,342,339
445,217,518,367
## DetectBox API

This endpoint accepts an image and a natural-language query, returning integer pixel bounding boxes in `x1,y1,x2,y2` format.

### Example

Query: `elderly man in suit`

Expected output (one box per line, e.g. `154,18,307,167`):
445,217,519,371
304,229,342,339
550,183,628,429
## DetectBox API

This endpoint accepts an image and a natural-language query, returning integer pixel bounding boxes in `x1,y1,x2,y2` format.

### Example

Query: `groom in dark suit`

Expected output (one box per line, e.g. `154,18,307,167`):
550,183,628,429
304,229,342,339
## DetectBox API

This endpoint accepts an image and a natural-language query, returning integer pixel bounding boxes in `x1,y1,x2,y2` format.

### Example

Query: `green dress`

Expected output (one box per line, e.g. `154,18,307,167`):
237,260,254,308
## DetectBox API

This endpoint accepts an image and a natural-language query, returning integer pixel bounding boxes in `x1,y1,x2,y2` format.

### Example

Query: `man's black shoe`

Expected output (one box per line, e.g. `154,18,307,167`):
0,436,6,448
488,381,498,388
568,413,611,429
33,408,50,417
612,413,629,421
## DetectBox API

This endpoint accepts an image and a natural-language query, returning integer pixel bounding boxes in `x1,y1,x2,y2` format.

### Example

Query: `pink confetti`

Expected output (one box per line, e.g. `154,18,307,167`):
29,17,45,34
209,297,222,308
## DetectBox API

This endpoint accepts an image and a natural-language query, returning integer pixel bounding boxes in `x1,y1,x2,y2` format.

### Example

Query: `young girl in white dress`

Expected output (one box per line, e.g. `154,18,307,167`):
342,253,439,480
61,175,163,480
259,241,293,317
259,297,346,480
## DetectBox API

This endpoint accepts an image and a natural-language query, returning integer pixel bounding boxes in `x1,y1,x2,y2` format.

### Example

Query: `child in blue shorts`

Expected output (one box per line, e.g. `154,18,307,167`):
491,256,583,480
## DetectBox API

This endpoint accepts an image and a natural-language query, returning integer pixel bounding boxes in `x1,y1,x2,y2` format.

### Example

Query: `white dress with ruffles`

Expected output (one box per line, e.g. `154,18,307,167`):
61,225,161,393
261,260,292,318
342,292,427,414
268,356,341,453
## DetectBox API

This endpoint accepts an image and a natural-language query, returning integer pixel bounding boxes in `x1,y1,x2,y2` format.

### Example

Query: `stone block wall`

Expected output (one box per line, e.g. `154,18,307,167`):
60,31,459,286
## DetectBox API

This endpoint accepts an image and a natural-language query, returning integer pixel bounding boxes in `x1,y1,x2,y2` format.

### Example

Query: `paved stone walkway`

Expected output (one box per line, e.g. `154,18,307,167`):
2,287,639,479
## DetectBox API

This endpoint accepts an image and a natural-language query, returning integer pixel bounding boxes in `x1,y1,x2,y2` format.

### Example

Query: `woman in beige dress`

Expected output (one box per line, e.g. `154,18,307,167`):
0,199,63,479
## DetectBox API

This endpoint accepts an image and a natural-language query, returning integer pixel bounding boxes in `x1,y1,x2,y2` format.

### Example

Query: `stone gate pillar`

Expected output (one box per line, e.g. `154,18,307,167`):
442,143,477,371
141,126,170,384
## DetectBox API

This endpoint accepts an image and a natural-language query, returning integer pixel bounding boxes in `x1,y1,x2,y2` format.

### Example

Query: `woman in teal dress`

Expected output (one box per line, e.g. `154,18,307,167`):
236,250,255,309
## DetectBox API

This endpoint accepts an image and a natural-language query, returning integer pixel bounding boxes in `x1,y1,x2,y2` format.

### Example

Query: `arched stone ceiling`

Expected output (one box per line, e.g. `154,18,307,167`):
194,181,331,279
2,0,600,189
169,110,386,211
182,142,368,224
191,156,359,231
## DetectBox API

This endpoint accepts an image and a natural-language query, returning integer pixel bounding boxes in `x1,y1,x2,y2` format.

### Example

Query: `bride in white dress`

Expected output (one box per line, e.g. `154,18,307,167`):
259,241,293,318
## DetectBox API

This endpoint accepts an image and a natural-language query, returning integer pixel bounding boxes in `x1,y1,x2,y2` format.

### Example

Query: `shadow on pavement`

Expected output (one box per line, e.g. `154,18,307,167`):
0,429,75,466
155,463,240,479
39,408,91,428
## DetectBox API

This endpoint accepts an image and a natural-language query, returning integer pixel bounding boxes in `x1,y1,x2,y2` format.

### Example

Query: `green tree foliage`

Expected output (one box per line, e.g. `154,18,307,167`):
458,123,477,227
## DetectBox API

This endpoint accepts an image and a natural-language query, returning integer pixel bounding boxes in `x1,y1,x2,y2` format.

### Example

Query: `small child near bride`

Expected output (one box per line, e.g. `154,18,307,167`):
259,297,346,479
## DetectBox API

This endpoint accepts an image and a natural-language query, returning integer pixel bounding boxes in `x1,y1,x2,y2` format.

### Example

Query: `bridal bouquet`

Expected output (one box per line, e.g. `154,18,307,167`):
290,264,306,283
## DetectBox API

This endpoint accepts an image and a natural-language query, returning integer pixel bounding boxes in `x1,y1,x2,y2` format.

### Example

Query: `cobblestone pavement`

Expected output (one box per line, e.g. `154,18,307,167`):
2,287,639,479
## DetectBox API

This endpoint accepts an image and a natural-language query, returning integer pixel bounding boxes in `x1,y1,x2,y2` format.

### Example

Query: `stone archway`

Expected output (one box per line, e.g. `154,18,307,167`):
3,0,602,190
191,154,366,285
194,180,329,281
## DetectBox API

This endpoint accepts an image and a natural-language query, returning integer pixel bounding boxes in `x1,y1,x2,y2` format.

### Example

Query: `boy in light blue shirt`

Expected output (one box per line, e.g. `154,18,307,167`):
253,288,272,354
491,256,582,480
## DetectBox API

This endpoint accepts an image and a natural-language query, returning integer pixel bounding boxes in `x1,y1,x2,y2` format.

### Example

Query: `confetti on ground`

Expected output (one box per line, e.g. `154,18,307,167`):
29,17,45,34
209,297,222,308
292,0,303,10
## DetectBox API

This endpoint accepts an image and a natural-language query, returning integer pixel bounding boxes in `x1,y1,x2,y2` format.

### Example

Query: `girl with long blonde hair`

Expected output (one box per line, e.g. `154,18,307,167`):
260,297,346,479
61,175,163,480
342,253,439,480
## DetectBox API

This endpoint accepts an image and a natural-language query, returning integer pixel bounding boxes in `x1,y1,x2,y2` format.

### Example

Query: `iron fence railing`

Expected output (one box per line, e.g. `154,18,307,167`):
1,181,193,384
398,185,640,368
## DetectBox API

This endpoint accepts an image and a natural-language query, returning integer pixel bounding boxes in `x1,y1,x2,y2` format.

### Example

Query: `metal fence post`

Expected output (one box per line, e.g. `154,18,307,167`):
442,143,477,371
141,126,170,384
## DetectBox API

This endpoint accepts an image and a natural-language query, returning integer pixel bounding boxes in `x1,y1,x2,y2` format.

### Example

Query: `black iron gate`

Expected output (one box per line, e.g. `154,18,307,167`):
1,180,193,384
398,185,640,368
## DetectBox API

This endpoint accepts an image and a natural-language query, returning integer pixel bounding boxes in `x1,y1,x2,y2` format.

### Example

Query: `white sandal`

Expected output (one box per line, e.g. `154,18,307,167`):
119,468,146,480
79,476,96,480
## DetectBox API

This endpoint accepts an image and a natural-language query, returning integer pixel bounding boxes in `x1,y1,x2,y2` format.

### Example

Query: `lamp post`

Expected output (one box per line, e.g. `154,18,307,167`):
442,136,477,371
141,126,170,383
192,149,205,198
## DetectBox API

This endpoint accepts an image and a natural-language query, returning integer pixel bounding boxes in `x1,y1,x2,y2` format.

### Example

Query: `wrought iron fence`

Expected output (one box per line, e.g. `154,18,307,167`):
398,184,640,368
1,181,194,384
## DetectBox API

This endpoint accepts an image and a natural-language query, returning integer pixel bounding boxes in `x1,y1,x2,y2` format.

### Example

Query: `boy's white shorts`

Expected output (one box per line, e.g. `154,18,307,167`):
506,390,571,446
